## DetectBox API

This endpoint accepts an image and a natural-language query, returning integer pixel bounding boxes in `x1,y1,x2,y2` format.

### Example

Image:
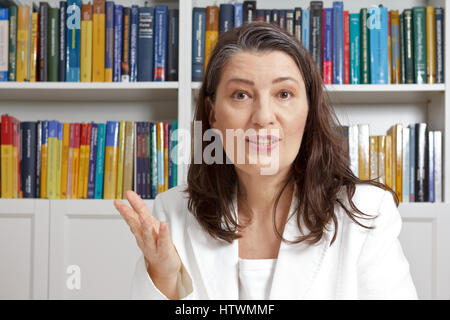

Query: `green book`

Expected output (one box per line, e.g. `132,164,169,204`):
8,5,17,81
359,8,370,84
47,7,59,81
349,13,360,84
403,9,414,83
399,13,406,83
412,7,426,84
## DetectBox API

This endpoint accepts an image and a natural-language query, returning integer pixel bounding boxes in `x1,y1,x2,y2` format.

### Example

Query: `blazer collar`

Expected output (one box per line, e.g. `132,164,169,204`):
186,184,331,299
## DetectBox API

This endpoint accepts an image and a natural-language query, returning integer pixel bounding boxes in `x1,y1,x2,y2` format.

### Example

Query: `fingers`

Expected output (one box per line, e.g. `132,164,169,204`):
157,221,172,250
139,209,157,252
126,190,158,225
114,200,141,235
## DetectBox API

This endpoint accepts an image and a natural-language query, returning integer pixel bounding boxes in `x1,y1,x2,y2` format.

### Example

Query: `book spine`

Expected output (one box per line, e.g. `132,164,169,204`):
434,131,442,202
92,0,105,82
391,10,401,84
153,5,167,81
409,124,416,202
77,123,87,198
122,121,134,198
402,127,410,203
48,7,60,82
348,124,358,177
87,123,98,199
255,9,264,23
399,13,406,84
379,7,389,84
192,7,205,82
286,10,294,35
29,11,38,81
121,7,131,82
385,135,393,190
12,118,19,197
129,5,138,82
36,121,42,197
81,4,93,82
360,8,369,84
39,3,48,81
56,122,63,198
94,123,105,198
103,121,119,199
369,136,378,180
20,122,36,198
61,122,70,198
271,10,278,26
164,122,168,191
8,5,16,81
278,10,286,30
393,124,403,203
343,10,350,84
66,123,74,198
70,123,80,199
113,4,123,82
59,1,66,81
116,120,125,199
412,7,427,84
167,9,178,81
219,4,233,35
310,1,322,73
172,120,177,187
426,6,436,84
302,8,309,52
204,6,218,73
415,123,428,202
294,7,302,44
66,0,81,82
234,3,242,28
403,10,414,83
135,122,141,197
137,6,154,81
322,8,332,84
145,122,150,199
104,1,114,82
428,131,434,202
157,122,164,194
435,8,444,84
358,124,369,180
46,120,58,199
243,1,256,24
150,122,157,198
40,121,48,198
387,11,392,83
349,13,360,84
377,136,386,184
332,1,344,84
168,123,173,189
0,9,8,81
16,5,30,81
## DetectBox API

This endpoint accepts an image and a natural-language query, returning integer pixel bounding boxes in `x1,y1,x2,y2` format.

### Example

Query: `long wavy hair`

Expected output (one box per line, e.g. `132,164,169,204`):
185,22,398,245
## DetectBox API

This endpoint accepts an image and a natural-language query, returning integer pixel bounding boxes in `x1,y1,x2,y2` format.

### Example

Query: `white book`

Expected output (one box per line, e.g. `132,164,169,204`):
348,124,359,177
402,127,410,203
434,131,442,202
428,131,434,202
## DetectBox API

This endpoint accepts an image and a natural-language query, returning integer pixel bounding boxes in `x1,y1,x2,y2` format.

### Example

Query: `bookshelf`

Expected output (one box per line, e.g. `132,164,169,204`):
0,0,449,300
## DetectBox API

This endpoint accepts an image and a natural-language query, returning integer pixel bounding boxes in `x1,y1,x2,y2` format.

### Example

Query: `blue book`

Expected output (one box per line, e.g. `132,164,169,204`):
105,1,114,81
130,5,139,82
234,2,242,27
219,4,234,35
192,7,205,82
137,6,154,81
369,6,388,84
349,13,360,84
409,124,416,202
87,123,98,199
323,8,332,84
21,122,37,198
332,1,344,84
65,0,81,82
153,5,167,81
59,1,66,81
168,123,173,189
0,8,8,81
428,132,434,202
150,123,157,198
264,10,271,23
278,10,286,29
302,8,309,51
113,5,123,82
94,123,106,199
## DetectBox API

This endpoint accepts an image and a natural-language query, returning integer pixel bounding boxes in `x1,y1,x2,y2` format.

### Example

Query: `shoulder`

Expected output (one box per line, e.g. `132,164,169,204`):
152,184,191,223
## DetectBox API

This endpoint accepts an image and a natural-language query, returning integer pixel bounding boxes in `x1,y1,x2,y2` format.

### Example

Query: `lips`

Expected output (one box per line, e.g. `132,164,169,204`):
246,135,280,144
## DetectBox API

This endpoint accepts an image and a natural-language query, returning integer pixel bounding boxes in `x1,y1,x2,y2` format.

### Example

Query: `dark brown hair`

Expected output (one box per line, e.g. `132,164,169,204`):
186,22,398,245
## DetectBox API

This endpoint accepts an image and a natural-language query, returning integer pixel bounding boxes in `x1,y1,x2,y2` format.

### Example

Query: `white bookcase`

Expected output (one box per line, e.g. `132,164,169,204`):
0,0,449,300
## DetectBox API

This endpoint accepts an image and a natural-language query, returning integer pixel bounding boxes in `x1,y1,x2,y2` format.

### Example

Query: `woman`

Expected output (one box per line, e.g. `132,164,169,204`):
114,22,417,300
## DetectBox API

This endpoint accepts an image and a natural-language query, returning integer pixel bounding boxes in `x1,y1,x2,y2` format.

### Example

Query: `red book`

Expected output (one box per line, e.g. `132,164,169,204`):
86,123,92,148
343,10,350,84
1,115,13,197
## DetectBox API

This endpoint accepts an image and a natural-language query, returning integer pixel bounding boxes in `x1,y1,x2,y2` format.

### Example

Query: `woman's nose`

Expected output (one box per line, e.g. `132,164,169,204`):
251,95,275,127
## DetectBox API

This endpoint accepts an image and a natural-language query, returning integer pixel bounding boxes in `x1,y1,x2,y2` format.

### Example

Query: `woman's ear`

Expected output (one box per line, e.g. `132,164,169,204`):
207,97,216,128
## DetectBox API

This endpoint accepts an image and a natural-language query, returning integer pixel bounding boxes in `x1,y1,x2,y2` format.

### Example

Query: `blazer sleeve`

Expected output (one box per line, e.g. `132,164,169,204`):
356,190,418,300
130,194,194,300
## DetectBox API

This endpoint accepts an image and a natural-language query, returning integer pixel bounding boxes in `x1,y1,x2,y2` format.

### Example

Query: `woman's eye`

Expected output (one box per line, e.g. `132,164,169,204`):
232,91,249,100
278,90,292,100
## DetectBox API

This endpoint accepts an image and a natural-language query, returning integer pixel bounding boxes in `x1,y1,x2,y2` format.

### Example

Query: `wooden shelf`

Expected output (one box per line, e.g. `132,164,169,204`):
0,82,179,102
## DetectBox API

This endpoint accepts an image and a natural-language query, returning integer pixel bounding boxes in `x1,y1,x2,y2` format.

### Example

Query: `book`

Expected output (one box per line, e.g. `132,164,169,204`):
46,120,58,199
77,123,88,198
113,4,122,82
1,115,13,197
61,122,70,198
81,3,93,82
415,123,427,202
12,117,19,197
425,6,435,84
157,121,164,194
104,1,113,82
348,124,358,177
150,122,157,198
66,0,81,82
369,136,378,180
192,7,205,82
234,2,242,28
286,10,294,35
409,124,415,201
358,124,369,180
377,136,386,184
271,10,278,26
164,122,168,191
103,121,119,199
428,131,434,202
332,1,344,84
122,121,134,198
129,5,138,82
310,1,322,73
58,1,66,81
399,13,406,84
121,7,130,82
56,122,63,198
29,10,37,81
153,5,167,81
66,123,74,197
402,127,410,203
360,8,369,84
278,10,286,30
36,121,42,196
70,123,80,199
435,8,444,84
137,6,154,81
172,120,178,187
219,4,233,35
40,121,48,198
412,7,427,84
167,9,178,81
48,7,59,82
302,8,309,52
322,8,332,84
92,0,105,82
39,2,49,81
168,123,173,189
403,9,414,84
204,5,218,72
116,120,125,199
391,10,401,84
83,123,91,198
135,122,142,197
87,123,98,198
16,5,30,81
256,9,265,23
94,123,105,199
349,13,360,84
0,8,8,81
385,134,393,190
294,7,302,44
243,1,256,24
343,10,350,84
434,131,442,202
7,4,16,81
369,6,388,84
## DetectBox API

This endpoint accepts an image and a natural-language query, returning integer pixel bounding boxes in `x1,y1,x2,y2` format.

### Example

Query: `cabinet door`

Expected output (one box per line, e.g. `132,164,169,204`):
0,200,50,299
48,200,152,299
399,204,450,300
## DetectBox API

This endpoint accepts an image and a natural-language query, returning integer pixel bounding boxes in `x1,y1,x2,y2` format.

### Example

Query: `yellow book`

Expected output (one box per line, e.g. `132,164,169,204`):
369,136,378,181
83,123,92,199
116,121,126,199
358,124,370,180
1,116,14,198
30,12,38,82
377,136,386,185
390,10,401,84
77,124,87,198
41,126,48,199
387,11,392,84
81,4,93,82
426,6,436,84
56,123,63,199
46,121,58,199
394,124,403,202
12,119,18,198
92,0,105,82
71,124,81,199
204,6,219,71
61,123,70,199
122,121,134,198
385,133,393,191
103,121,119,199
16,5,30,82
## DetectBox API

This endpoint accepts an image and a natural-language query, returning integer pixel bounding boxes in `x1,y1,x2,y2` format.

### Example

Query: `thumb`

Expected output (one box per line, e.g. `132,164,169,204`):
157,221,172,250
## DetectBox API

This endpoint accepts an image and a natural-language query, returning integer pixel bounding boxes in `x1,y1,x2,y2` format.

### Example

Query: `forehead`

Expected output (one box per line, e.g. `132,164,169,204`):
220,50,303,83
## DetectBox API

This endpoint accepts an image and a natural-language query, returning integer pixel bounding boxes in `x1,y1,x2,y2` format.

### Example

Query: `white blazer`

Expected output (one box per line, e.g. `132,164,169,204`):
131,183,418,300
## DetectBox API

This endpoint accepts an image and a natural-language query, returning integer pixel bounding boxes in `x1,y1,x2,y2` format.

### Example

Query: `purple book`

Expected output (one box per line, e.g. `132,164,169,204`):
87,123,98,198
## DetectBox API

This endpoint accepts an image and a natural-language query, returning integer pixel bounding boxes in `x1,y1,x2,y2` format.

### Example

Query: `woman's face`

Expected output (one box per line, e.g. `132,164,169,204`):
209,50,309,177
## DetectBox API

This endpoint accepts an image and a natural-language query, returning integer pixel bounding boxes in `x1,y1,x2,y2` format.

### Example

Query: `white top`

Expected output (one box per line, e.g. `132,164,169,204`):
238,258,277,300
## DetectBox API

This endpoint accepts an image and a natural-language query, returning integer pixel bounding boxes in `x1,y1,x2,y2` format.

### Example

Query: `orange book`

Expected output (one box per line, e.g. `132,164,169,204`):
83,123,92,198
16,5,30,81
204,6,219,71
71,123,81,199
77,123,88,198
387,11,392,83
61,123,70,199
390,10,401,84
92,0,106,81
30,11,38,82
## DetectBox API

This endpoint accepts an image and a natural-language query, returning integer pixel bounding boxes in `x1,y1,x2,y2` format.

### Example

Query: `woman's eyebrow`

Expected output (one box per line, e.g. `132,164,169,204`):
226,77,299,86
